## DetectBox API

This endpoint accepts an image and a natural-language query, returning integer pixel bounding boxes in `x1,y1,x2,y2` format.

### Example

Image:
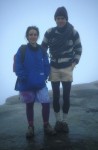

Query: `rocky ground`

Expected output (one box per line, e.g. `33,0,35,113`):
0,81,98,150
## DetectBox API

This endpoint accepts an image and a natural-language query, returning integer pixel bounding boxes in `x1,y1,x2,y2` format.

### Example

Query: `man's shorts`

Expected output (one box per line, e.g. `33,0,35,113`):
49,66,73,82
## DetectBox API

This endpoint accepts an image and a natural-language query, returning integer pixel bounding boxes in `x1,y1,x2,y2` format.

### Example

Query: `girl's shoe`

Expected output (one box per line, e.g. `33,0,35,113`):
44,123,56,136
26,126,34,139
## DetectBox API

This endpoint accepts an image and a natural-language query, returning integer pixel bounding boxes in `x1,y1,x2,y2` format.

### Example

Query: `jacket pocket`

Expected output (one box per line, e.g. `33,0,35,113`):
27,72,45,90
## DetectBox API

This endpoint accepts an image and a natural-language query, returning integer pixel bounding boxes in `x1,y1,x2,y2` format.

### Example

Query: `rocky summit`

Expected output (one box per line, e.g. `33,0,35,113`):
0,81,98,150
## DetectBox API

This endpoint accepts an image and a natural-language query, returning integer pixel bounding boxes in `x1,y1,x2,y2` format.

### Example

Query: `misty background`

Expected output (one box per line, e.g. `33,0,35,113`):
0,0,98,105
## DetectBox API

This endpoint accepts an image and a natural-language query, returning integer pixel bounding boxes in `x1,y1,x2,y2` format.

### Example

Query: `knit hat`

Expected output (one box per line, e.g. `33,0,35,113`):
54,6,68,21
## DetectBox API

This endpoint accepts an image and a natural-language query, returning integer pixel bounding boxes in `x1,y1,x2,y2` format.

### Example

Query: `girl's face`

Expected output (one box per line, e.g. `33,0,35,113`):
27,29,38,45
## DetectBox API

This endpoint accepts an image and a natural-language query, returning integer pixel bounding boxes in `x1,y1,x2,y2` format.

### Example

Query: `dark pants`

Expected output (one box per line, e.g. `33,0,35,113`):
51,81,71,113
26,102,50,127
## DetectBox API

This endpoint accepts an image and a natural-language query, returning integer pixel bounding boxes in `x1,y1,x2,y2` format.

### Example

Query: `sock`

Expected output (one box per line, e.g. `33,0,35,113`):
55,112,61,122
62,113,68,122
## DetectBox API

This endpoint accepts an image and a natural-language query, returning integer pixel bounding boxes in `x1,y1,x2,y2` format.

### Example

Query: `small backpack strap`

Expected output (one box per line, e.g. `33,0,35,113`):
19,45,27,63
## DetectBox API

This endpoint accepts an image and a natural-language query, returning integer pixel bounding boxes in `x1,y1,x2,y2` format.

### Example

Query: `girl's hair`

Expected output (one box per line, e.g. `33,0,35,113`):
25,26,39,40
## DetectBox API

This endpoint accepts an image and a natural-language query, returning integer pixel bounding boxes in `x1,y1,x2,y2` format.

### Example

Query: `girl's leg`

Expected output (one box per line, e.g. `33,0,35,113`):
37,87,56,135
41,103,50,126
26,102,34,127
20,91,35,138
41,102,56,135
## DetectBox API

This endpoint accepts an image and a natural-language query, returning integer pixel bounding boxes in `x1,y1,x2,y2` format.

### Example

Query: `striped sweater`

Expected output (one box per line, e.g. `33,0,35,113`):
41,22,82,68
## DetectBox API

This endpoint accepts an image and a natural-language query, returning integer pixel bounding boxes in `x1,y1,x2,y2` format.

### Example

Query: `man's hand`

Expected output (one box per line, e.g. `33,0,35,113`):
72,62,76,70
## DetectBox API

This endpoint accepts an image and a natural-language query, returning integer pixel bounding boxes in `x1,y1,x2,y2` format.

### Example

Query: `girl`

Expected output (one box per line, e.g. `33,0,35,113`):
14,26,56,138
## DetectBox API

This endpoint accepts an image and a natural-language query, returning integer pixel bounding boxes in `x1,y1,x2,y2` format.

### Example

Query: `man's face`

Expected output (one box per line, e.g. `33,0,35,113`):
55,16,66,27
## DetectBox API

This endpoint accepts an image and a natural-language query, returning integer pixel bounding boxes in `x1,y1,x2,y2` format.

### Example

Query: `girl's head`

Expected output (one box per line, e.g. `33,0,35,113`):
26,26,39,45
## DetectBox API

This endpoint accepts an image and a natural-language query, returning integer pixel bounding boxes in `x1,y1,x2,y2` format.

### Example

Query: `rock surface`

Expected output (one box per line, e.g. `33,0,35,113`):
0,81,98,150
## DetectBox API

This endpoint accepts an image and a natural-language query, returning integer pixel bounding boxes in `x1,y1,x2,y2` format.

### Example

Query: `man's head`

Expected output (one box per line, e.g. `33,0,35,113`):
54,6,68,27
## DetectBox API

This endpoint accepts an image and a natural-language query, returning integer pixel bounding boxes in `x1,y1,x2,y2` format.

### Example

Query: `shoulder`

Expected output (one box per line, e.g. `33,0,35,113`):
38,44,48,57
19,44,27,49
17,44,27,53
72,28,79,37
37,44,43,51
71,27,81,42
46,27,53,33
45,27,56,36
37,44,44,53
16,44,27,59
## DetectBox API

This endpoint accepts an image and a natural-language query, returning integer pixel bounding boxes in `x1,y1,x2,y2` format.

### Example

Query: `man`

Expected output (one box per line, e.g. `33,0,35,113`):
41,6,82,133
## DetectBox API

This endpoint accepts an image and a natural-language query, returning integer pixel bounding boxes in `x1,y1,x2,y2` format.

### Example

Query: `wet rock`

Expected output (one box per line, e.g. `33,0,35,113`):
0,81,98,150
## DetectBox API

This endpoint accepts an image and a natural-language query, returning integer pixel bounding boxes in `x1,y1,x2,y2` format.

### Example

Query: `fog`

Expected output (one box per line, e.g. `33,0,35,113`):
0,0,98,105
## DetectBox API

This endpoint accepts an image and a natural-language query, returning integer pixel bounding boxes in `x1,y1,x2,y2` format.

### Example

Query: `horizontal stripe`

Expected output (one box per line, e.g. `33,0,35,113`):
51,61,72,69
62,47,73,54
74,38,81,46
74,55,81,60
68,40,73,46
74,47,82,53
58,57,72,63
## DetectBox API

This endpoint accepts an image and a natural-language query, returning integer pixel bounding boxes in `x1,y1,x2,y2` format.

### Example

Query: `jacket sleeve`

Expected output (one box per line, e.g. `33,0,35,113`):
14,48,27,79
73,29,82,64
41,28,52,52
43,51,50,80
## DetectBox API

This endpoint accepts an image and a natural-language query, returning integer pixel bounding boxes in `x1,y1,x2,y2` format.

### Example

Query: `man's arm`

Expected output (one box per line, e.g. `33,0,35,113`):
73,29,82,65
41,28,52,52
42,51,50,80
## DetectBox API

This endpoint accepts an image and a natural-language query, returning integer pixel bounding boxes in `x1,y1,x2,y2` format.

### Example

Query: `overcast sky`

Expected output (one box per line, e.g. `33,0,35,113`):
0,0,98,104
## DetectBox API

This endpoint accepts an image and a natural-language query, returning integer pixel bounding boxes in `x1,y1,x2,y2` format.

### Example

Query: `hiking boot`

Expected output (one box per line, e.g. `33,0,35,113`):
54,121,63,132
61,122,69,133
26,126,34,139
44,123,56,136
